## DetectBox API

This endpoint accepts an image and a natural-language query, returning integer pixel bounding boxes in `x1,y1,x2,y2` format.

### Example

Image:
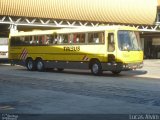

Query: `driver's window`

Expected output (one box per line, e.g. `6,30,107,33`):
108,33,115,52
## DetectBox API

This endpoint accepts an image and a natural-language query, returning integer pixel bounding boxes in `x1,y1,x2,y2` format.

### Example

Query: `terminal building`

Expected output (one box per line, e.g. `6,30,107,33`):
0,0,160,59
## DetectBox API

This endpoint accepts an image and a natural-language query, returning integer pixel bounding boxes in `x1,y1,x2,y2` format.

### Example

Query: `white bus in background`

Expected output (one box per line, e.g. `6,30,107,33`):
0,38,8,61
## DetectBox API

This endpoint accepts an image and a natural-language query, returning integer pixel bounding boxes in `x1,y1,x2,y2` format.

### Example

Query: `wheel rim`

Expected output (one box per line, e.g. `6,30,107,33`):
37,61,43,70
28,60,33,70
92,63,99,74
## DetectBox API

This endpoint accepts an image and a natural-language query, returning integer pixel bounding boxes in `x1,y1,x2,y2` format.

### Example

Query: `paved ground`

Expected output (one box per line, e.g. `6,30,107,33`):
0,60,160,119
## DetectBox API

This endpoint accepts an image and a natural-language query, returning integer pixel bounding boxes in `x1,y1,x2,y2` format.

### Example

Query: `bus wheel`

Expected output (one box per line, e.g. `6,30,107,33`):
57,68,64,72
112,71,121,74
26,58,35,71
36,59,45,72
91,61,102,76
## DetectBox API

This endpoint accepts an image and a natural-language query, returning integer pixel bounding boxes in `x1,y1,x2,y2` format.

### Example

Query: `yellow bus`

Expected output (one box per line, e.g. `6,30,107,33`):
9,26,143,75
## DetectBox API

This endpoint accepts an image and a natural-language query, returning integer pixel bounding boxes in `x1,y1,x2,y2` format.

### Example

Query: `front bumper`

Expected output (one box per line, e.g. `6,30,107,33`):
101,62,143,71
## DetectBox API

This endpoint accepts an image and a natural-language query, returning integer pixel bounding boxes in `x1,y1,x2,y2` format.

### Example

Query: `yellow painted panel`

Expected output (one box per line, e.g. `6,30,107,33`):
9,45,107,62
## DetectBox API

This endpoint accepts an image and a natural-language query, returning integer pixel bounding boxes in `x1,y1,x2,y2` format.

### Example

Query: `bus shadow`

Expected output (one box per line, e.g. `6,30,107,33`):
46,69,148,78
110,70,148,77
14,66,148,78
46,69,92,76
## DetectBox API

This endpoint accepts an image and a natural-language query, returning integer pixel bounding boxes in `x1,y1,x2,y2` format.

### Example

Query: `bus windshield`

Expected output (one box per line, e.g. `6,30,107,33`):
118,30,141,51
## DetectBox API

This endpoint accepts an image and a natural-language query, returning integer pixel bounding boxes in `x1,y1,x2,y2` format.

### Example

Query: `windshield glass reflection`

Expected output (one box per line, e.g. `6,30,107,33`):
118,31,142,51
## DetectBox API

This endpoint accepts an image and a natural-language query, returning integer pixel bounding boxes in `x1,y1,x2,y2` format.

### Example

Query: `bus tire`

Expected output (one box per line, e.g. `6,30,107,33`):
112,71,121,74
90,60,102,76
36,59,45,72
26,58,36,71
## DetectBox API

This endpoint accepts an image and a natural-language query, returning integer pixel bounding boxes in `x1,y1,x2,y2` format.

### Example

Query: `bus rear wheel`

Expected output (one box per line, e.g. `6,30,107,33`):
36,59,45,72
26,58,36,71
91,61,102,76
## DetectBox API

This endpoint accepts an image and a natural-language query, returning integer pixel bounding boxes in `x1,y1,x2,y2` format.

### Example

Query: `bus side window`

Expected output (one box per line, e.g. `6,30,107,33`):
88,33,94,43
58,35,63,44
38,36,41,45
69,34,73,44
41,35,46,45
25,36,31,45
46,35,50,45
93,33,99,43
30,36,37,45
73,33,85,44
73,34,78,43
79,33,85,43
64,34,69,44
108,33,115,52
99,32,104,43
88,32,104,44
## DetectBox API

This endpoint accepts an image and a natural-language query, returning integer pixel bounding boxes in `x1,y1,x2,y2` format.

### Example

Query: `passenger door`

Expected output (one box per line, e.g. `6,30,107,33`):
107,32,116,62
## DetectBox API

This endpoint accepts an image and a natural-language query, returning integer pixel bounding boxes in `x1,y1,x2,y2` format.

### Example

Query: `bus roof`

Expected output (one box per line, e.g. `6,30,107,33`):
10,25,138,37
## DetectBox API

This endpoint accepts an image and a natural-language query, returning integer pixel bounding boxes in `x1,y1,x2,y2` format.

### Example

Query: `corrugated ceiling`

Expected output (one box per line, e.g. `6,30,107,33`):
0,0,158,25
157,0,160,8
